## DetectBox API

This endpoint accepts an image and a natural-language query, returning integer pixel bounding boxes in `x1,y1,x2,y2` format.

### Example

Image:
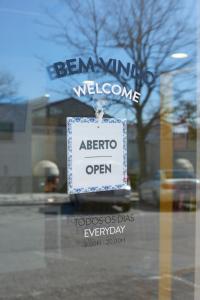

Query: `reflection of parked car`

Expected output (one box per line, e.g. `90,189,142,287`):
138,169,199,208
70,183,132,212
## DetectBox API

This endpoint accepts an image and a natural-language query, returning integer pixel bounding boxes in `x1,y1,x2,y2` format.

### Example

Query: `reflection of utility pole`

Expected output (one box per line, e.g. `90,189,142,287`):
160,72,174,172
159,72,173,300
159,66,193,299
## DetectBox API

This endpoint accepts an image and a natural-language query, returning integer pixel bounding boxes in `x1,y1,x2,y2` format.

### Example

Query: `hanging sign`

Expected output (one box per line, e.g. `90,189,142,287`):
67,117,127,194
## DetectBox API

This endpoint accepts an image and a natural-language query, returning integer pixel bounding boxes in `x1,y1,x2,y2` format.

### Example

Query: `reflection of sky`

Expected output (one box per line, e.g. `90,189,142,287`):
0,0,66,100
0,0,197,121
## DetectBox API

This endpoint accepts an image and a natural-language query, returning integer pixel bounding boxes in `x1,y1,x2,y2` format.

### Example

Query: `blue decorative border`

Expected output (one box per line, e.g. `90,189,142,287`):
66,117,127,194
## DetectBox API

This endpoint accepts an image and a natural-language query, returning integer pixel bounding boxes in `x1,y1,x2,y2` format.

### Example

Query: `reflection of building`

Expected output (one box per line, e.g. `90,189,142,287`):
32,98,111,192
33,98,196,185
0,97,48,193
0,97,196,193
0,103,30,192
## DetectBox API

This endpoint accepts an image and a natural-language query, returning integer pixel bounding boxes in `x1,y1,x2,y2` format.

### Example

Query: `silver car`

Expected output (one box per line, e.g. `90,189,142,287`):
138,169,199,209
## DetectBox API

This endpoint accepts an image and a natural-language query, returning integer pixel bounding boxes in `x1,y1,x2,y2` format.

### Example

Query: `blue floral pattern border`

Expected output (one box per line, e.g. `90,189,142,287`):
66,117,127,194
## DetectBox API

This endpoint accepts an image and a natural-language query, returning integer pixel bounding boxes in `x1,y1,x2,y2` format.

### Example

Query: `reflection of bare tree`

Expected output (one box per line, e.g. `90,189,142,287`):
175,100,197,140
176,101,196,125
0,71,17,101
44,0,194,178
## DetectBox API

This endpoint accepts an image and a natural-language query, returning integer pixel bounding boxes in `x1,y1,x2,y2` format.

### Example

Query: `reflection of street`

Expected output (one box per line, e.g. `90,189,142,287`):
0,197,195,300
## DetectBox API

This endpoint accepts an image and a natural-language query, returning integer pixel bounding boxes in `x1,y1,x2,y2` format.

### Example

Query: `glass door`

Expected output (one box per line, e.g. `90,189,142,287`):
0,1,199,299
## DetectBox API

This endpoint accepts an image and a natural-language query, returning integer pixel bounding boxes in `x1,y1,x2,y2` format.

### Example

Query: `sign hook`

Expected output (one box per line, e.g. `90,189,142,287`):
95,99,105,124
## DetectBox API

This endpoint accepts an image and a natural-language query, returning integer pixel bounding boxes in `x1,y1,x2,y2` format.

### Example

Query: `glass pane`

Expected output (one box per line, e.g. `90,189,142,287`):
0,1,199,299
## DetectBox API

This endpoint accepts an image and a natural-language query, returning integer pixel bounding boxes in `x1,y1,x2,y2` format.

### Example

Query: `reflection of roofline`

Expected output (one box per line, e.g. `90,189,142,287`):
32,97,112,118
33,97,94,112
48,97,80,106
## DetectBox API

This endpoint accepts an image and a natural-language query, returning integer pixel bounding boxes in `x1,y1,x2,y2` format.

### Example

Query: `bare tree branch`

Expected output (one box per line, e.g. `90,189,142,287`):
0,72,18,101
40,0,195,178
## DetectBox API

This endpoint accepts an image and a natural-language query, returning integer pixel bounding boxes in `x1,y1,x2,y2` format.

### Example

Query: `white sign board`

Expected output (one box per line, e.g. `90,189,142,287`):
67,117,127,194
